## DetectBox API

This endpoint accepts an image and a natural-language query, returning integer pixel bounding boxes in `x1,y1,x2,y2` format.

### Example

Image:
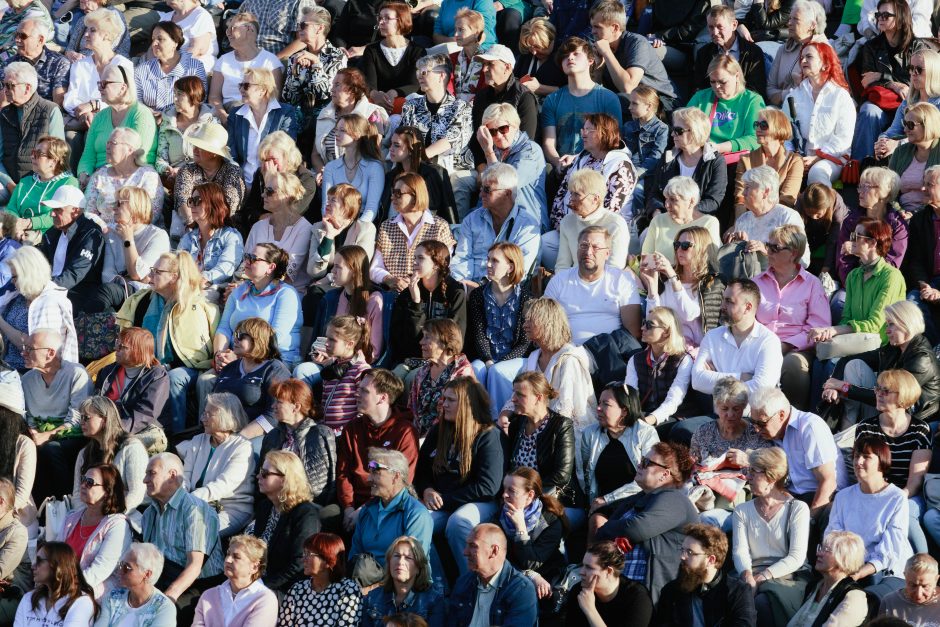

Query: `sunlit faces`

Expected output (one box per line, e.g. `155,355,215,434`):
799,46,825,80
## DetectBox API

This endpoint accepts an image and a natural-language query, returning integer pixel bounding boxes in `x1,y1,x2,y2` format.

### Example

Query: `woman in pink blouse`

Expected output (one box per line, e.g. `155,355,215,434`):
753,224,831,410
193,534,278,626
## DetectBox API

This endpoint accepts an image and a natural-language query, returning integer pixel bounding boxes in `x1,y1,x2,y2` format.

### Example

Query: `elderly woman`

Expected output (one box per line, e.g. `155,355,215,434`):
889,102,940,212
361,536,442,627
312,68,388,175
281,6,346,160
727,166,808,266
177,182,244,290
582,382,659,540
321,114,386,224
97,543,176,626
134,21,207,116
875,48,940,161
360,2,425,109
381,126,457,225
61,9,133,131
827,436,912,595
95,327,169,438
370,173,455,291
249,450,321,599
173,122,245,241
177,392,255,537
77,63,158,185
244,171,314,292
154,76,215,193
84,128,163,228
836,167,908,285
6,136,77,242
754,224,831,410
787,533,868,626
449,9,488,103
734,108,804,218
306,185,375,286
642,176,721,264
646,107,727,218
101,185,170,296
733,447,811,627
58,463,131,598
0,246,78,368
514,17,565,98
193,535,278,625
798,182,849,277
60,0,128,59
784,41,857,185
115,251,218,434
279,533,361,626
241,131,318,235
408,318,474,437
208,12,283,126
157,0,217,74
260,379,336,504
227,68,298,186
72,396,147,513
400,54,473,175
767,0,827,105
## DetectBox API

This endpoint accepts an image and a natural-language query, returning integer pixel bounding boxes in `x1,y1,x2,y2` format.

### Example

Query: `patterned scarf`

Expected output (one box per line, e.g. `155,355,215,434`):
499,498,543,537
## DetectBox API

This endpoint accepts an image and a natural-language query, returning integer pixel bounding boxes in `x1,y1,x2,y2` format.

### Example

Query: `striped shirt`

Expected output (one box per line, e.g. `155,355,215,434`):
855,417,932,489
134,53,208,113
321,357,371,435
142,487,224,578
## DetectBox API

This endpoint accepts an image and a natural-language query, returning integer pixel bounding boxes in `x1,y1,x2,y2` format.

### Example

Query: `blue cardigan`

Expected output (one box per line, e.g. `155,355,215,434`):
226,102,300,169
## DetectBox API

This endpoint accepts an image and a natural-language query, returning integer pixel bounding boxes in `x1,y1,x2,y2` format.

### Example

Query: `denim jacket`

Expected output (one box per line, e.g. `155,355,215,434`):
451,203,541,283
177,225,245,285
362,587,445,627
446,561,538,627
623,116,669,177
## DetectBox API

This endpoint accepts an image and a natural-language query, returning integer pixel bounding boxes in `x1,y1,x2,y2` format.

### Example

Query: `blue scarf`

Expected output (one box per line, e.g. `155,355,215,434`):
499,498,543,536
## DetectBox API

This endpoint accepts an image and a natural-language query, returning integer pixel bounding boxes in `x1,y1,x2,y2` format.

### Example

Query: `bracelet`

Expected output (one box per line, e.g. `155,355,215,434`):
123,240,131,248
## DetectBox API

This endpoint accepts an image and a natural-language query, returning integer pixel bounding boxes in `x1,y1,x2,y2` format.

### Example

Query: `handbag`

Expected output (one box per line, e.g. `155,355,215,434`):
37,495,72,542
75,312,120,363
862,85,903,111
814,332,881,360
816,149,860,184
715,241,766,283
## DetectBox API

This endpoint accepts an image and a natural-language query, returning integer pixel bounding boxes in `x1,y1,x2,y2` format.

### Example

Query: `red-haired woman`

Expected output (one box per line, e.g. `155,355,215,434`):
95,327,170,436
278,532,362,626
784,41,857,185
177,181,245,290
14,542,97,624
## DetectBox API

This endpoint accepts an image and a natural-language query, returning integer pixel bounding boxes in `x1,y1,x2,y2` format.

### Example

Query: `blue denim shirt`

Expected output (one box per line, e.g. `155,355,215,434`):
447,561,538,627
451,204,541,283
501,131,548,230
623,116,669,177
177,226,244,286
362,588,445,627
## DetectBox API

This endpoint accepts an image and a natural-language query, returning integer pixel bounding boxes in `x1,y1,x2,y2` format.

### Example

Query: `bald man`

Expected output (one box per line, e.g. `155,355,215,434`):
446,523,537,627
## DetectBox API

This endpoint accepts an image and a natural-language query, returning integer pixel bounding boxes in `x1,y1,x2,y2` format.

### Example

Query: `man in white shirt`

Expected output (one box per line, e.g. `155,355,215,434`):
543,225,642,344
692,278,783,395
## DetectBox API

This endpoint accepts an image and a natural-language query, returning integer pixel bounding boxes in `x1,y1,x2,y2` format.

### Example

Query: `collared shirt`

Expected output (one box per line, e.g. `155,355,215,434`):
9,48,70,102
775,408,847,495
238,0,315,54
220,579,270,625
451,203,541,282
469,577,498,627
134,52,207,112
691,320,783,395
235,99,281,184
754,267,832,352
142,487,224,579
51,220,78,278
370,210,454,284
722,36,741,61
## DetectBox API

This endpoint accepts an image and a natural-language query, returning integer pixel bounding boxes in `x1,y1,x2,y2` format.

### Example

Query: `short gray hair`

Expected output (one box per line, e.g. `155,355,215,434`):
482,163,518,201
742,165,780,206
20,16,51,42
204,392,249,433
749,387,790,417
416,54,452,79
369,448,410,484
791,0,827,35
860,166,900,203
31,328,62,353
481,103,521,129
4,62,37,93
712,377,748,407
7,246,51,300
885,300,926,337
124,543,164,582
150,452,184,476
926,165,940,186
663,176,701,204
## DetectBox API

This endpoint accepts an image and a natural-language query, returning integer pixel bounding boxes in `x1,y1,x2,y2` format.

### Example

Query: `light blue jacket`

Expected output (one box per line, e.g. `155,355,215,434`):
95,588,176,627
451,203,541,283
498,131,547,230
349,487,433,565
177,226,244,286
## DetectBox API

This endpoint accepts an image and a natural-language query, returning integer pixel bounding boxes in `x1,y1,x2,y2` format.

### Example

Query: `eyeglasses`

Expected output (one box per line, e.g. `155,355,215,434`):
578,243,609,252
243,253,267,265
752,120,770,131
679,548,707,558
80,476,104,488
639,457,670,471
12,32,31,41
30,149,52,159
22,346,52,353
377,15,398,22
235,332,253,343
149,266,176,275
1,82,22,91
850,232,874,242
187,195,203,207
488,124,512,136
874,385,897,395
79,413,99,423
96,80,121,90
238,82,257,91
568,191,598,202
750,415,773,427
903,120,924,131
481,186,504,195
257,469,285,479
673,240,694,251
910,65,925,75
766,242,789,253
816,543,833,554
302,550,322,559
672,127,689,137
263,186,277,197
118,561,135,573
417,68,447,77
641,320,665,330
580,127,597,135
390,189,413,199
874,11,895,20
367,460,392,473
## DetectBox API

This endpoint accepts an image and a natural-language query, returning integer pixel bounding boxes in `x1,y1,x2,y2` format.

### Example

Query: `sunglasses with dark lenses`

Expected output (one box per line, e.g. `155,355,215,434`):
238,82,255,91
903,120,923,131
80,476,103,488
910,65,925,75
641,320,664,330
258,469,285,479
673,241,694,251
752,120,770,131
235,332,253,343
766,242,789,253
96,80,120,90
118,561,134,573
243,252,265,264
639,457,670,471
263,186,277,197
488,124,511,136
874,11,895,19
672,127,688,136
187,195,203,207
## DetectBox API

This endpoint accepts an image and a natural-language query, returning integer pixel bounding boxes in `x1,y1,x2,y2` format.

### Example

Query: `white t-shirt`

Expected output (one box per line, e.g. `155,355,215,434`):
14,591,96,626
159,8,218,75
543,266,642,345
214,49,282,104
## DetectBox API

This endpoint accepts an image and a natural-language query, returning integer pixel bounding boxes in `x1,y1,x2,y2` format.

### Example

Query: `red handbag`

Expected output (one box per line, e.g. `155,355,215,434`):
861,85,903,111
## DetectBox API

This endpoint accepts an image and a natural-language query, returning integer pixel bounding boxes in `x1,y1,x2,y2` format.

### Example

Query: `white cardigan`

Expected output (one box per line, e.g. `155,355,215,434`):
580,421,659,504
177,433,256,536
784,79,856,158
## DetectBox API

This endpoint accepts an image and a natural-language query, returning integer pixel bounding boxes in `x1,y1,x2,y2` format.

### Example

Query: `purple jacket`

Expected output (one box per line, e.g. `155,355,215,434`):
836,206,908,284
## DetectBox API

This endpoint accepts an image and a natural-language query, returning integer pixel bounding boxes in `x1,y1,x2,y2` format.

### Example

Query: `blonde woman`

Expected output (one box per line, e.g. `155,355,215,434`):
687,55,764,158
101,186,171,294
642,176,722,264
515,17,564,98
889,102,940,211
249,450,320,598
321,114,386,224
241,131,318,235
876,48,940,160
193,535,278,625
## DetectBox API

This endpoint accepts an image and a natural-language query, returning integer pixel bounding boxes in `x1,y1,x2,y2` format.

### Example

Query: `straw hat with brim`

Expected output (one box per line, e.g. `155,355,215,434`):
185,122,233,160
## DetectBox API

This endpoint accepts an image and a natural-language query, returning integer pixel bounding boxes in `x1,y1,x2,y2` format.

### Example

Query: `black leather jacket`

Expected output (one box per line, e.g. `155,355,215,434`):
505,410,576,504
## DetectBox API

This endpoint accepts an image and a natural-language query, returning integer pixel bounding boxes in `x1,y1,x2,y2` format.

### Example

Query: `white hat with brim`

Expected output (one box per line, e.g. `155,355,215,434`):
185,122,233,160
40,184,86,210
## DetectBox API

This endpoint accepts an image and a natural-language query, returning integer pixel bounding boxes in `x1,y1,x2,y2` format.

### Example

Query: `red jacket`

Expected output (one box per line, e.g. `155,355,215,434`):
336,407,419,509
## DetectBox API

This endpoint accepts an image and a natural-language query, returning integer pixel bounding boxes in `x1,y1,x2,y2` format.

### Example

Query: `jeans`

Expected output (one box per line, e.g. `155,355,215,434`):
540,230,560,272
471,358,526,419
163,366,199,434
700,508,733,532
909,495,929,554
851,101,892,161
294,362,323,390
429,501,500,577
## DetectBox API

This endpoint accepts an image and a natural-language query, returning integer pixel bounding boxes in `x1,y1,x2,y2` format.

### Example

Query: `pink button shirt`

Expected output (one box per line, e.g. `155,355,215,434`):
754,267,832,351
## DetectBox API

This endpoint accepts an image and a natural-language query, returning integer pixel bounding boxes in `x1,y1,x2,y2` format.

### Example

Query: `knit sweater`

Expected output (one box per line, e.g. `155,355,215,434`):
320,355,372,433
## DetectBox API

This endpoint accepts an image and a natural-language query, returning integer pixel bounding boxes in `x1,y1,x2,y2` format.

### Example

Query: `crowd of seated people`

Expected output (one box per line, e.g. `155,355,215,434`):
7,0,940,624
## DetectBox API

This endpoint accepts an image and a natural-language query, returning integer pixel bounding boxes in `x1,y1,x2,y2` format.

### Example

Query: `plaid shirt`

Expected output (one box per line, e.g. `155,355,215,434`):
618,509,650,583
9,49,70,102
238,0,314,54
142,487,224,578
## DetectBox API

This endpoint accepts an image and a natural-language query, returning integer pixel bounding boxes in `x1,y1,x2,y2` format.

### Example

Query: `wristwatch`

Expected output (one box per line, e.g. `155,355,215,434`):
123,240,132,248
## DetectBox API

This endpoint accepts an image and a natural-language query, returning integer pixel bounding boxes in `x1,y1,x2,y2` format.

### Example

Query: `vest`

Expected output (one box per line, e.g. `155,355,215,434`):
0,92,57,183
635,350,696,418
375,217,452,279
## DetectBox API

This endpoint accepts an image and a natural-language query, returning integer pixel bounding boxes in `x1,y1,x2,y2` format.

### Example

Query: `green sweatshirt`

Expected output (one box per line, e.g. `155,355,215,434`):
687,87,765,153
841,0,863,25
6,172,79,233
77,100,158,178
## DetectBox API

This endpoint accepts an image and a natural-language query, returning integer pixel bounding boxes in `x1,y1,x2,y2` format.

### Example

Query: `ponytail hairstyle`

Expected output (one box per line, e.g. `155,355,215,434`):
417,240,451,299
508,466,570,534
327,314,373,363
335,245,371,319
631,84,664,122
339,113,384,162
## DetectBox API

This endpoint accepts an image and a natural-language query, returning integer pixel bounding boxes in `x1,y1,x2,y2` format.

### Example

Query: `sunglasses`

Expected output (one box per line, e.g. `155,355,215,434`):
481,186,503,194
639,457,670,471
117,561,134,573
487,124,512,136
672,127,688,137
235,332,253,343
672,240,693,251
641,320,664,330
243,252,266,264
1,82,21,91
390,189,413,199
96,80,121,90
903,120,923,131
80,476,103,488
766,242,789,253
263,186,277,197
238,82,256,91
752,120,770,131
850,232,874,242
910,65,925,75
874,11,895,19
187,195,203,207
258,469,285,479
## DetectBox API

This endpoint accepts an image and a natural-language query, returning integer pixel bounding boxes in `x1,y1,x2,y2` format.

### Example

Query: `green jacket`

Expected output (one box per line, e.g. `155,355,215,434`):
6,172,78,233
841,258,907,342
77,101,158,178
116,288,220,370
687,88,765,153
889,139,940,177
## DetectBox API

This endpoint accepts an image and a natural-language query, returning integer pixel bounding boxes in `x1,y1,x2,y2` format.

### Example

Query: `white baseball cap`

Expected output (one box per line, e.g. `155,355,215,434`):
40,185,86,210
474,45,516,69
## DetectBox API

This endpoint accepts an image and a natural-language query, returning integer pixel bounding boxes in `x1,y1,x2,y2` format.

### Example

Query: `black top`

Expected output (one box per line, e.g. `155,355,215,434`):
513,54,567,90
378,161,457,225
213,358,291,422
564,576,653,627
359,40,426,97
595,436,634,498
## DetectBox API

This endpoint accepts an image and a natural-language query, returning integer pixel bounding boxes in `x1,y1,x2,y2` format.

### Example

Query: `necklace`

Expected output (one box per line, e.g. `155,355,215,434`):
78,510,101,540
755,497,784,522
344,157,361,179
